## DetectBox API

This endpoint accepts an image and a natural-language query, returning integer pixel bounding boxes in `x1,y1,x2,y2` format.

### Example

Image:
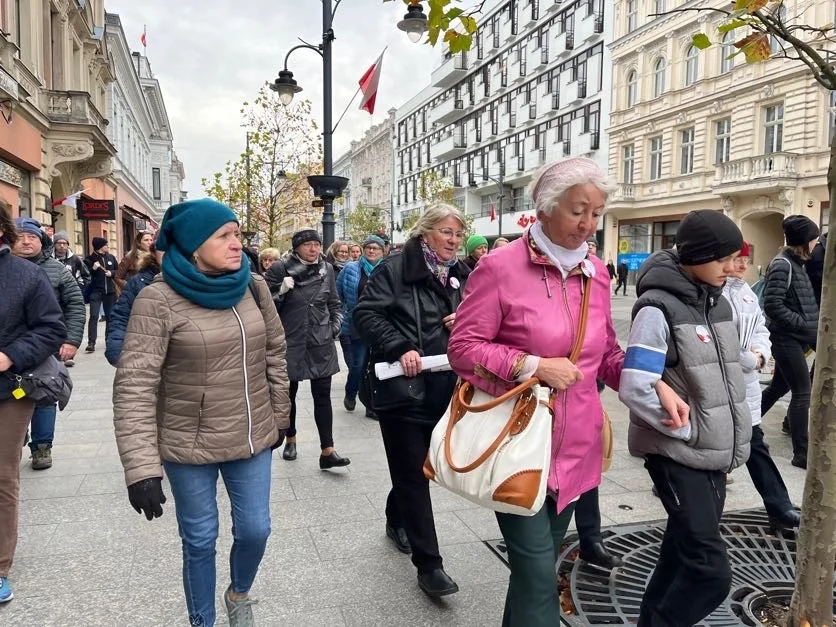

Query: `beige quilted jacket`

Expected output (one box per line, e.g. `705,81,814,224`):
112,274,290,486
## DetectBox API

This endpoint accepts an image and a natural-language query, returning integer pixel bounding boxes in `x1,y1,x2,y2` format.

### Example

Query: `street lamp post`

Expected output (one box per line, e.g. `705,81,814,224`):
271,0,428,249
471,160,507,238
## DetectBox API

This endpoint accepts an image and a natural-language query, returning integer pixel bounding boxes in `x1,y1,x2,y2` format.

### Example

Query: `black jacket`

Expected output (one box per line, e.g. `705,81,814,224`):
617,262,629,280
105,256,161,366
763,249,818,347
55,251,90,287
265,255,341,382
353,237,471,423
807,232,826,307
0,246,66,376
85,251,118,294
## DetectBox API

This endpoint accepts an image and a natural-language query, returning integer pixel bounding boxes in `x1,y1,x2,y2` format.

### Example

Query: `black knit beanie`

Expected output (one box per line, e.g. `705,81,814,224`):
782,215,819,247
292,229,322,250
676,210,743,265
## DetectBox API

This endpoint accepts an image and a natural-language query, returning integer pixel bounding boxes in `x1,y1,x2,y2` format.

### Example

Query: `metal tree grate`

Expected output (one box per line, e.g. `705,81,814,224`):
485,508,830,626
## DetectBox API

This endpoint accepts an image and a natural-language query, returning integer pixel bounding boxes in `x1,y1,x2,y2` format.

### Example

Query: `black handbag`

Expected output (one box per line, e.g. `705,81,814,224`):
3,355,73,410
366,285,427,414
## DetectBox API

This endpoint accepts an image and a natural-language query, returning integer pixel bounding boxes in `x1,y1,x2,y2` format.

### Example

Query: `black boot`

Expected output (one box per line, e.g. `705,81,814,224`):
417,569,459,598
791,454,807,469
579,541,623,569
282,441,297,461
319,451,350,469
769,508,801,534
385,523,411,554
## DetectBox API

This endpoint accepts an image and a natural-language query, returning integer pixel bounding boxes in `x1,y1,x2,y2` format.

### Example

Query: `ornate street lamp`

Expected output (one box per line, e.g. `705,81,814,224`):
397,1,429,44
272,0,425,249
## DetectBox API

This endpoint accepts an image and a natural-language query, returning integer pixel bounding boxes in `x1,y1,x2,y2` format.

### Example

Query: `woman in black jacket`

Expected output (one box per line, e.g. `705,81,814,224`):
264,229,349,469
761,215,820,469
353,203,471,599
0,202,65,603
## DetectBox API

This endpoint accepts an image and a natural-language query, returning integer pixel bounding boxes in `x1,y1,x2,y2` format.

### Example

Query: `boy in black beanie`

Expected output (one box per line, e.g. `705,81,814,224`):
619,209,752,626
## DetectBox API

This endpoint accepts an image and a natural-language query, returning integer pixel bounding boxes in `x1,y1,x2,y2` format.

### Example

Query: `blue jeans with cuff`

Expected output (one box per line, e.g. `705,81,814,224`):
163,448,273,627
338,335,366,402
29,403,57,452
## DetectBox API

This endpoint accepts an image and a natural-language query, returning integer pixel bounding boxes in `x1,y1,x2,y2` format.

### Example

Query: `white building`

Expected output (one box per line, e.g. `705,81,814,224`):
132,52,185,220
333,109,397,242
606,0,833,274
393,0,611,244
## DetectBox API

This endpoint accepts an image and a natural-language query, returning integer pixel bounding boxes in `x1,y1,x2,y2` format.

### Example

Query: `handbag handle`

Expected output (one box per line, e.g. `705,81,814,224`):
443,274,592,474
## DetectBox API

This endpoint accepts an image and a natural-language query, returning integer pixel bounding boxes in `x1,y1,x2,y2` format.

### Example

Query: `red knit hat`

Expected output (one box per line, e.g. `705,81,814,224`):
739,241,751,258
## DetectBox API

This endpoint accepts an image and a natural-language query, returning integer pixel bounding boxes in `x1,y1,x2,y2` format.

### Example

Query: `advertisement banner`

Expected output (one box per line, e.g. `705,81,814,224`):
76,198,116,221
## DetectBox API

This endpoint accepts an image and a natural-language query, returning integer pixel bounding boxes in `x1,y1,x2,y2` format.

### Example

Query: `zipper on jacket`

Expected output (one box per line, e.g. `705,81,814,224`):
198,393,205,420
705,296,737,473
232,306,255,454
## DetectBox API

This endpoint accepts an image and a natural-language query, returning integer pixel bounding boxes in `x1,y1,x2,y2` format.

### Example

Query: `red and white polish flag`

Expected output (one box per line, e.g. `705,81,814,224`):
358,50,386,115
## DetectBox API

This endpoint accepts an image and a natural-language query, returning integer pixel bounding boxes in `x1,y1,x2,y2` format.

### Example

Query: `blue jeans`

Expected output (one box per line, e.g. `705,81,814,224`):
29,403,57,452
339,335,366,401
163,448,273,627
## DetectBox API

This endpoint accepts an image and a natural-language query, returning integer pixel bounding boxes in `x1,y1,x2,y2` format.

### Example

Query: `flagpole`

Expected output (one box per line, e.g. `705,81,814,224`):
332,85,362,135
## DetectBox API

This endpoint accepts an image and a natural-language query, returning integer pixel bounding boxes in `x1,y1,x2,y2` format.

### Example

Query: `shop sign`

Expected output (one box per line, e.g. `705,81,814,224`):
76,198,116,221
619,239,630,254
0,67,18,101
617,252,651,272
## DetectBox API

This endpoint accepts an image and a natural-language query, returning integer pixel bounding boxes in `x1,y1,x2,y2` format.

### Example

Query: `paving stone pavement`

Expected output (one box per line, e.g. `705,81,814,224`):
2,307,803,626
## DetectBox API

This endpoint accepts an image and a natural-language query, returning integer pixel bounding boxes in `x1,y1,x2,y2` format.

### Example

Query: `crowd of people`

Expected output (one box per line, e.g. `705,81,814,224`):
0,154,827,625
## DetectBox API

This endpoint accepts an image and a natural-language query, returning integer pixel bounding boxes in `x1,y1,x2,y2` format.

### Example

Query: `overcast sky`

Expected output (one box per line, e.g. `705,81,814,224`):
104,0,444,196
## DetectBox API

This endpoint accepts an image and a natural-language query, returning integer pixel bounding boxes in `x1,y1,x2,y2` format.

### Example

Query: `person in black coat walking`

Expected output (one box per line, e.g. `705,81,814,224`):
52,231,90,289
614,260,629,295
353,204,471,599
84,237,118,352
265,229,348,469
0,202,65,603
13,217,85,470
761,215,820,469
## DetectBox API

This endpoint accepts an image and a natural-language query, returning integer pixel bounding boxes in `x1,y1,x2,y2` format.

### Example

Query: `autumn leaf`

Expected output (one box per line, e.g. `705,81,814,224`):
718,18,750,33
734,32,772,62
734,0,768,13
691,33,712,49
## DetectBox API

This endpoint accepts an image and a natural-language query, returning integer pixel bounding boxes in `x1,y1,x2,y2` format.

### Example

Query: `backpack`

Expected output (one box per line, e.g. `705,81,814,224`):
753,255,792,309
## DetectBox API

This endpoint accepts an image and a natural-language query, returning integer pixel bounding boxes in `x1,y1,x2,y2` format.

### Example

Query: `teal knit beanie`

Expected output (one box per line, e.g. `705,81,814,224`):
156,198,239,256
466,234,488,256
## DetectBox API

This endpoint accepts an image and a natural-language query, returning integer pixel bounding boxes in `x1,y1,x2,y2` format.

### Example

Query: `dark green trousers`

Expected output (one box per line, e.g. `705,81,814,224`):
495,496,576,627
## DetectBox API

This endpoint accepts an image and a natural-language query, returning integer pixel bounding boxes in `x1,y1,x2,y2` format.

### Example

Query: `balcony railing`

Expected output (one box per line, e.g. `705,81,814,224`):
715,153,798,185
43,90,108,136
614,184,636,200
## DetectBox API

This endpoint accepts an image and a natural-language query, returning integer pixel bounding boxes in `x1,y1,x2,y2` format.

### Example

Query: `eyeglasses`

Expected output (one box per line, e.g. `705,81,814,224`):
364,245,382,252
436,228,466,240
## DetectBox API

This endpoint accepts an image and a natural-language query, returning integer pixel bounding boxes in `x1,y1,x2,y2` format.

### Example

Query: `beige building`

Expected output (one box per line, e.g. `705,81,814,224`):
606,0,833,276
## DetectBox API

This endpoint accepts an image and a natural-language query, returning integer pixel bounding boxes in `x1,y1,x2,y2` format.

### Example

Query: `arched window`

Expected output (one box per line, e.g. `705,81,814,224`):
626,70,638,107
720,32,735,73
684,46,699,86
653,57,667,97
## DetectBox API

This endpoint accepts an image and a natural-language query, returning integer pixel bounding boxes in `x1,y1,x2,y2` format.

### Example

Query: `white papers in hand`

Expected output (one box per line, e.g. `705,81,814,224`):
374,355,451,380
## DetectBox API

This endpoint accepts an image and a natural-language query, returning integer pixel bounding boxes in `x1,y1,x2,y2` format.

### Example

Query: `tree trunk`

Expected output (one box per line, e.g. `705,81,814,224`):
788,132,836,626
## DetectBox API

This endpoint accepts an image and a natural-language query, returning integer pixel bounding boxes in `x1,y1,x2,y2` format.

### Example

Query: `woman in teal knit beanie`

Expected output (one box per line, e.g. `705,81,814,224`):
464,234,489,270
113,197,291,626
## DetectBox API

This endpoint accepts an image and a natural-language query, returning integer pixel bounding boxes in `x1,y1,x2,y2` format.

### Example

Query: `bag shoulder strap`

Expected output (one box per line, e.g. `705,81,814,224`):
248,275,262,310
568,274,592,364
412,284,423,353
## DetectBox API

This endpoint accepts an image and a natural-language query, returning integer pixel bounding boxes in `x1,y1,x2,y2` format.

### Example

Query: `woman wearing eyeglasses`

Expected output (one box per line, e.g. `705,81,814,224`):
353,204,471,598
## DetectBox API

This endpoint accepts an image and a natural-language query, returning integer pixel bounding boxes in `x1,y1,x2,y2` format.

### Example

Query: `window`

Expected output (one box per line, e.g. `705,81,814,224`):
649,136,663,180
830,91,836,144
714,118,731,164
653,58,666,97
720,32,735,73
684,46,699,86
622,144,635,184
771,5,787,55
654,0,666,13
626,70,638,107
626,0,637,31
18,171,31,218
680,127,695,174
152,167,161,200
764,103,784,153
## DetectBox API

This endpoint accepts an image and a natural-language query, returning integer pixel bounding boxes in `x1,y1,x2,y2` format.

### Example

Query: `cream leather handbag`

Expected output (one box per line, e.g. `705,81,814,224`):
424,277,591,516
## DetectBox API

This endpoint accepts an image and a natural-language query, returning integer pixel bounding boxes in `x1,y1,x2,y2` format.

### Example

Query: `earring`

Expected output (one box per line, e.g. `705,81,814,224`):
192,255,199,265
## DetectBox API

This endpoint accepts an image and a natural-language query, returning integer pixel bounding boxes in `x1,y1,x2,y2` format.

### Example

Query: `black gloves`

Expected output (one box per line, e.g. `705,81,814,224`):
127,477,167,520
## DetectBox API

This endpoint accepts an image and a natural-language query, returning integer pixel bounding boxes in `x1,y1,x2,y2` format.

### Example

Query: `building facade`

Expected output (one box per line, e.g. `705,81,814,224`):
332,108,396,242
606,0,833,276
0,1,183,257
393,0,610,244
105,13,159,254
